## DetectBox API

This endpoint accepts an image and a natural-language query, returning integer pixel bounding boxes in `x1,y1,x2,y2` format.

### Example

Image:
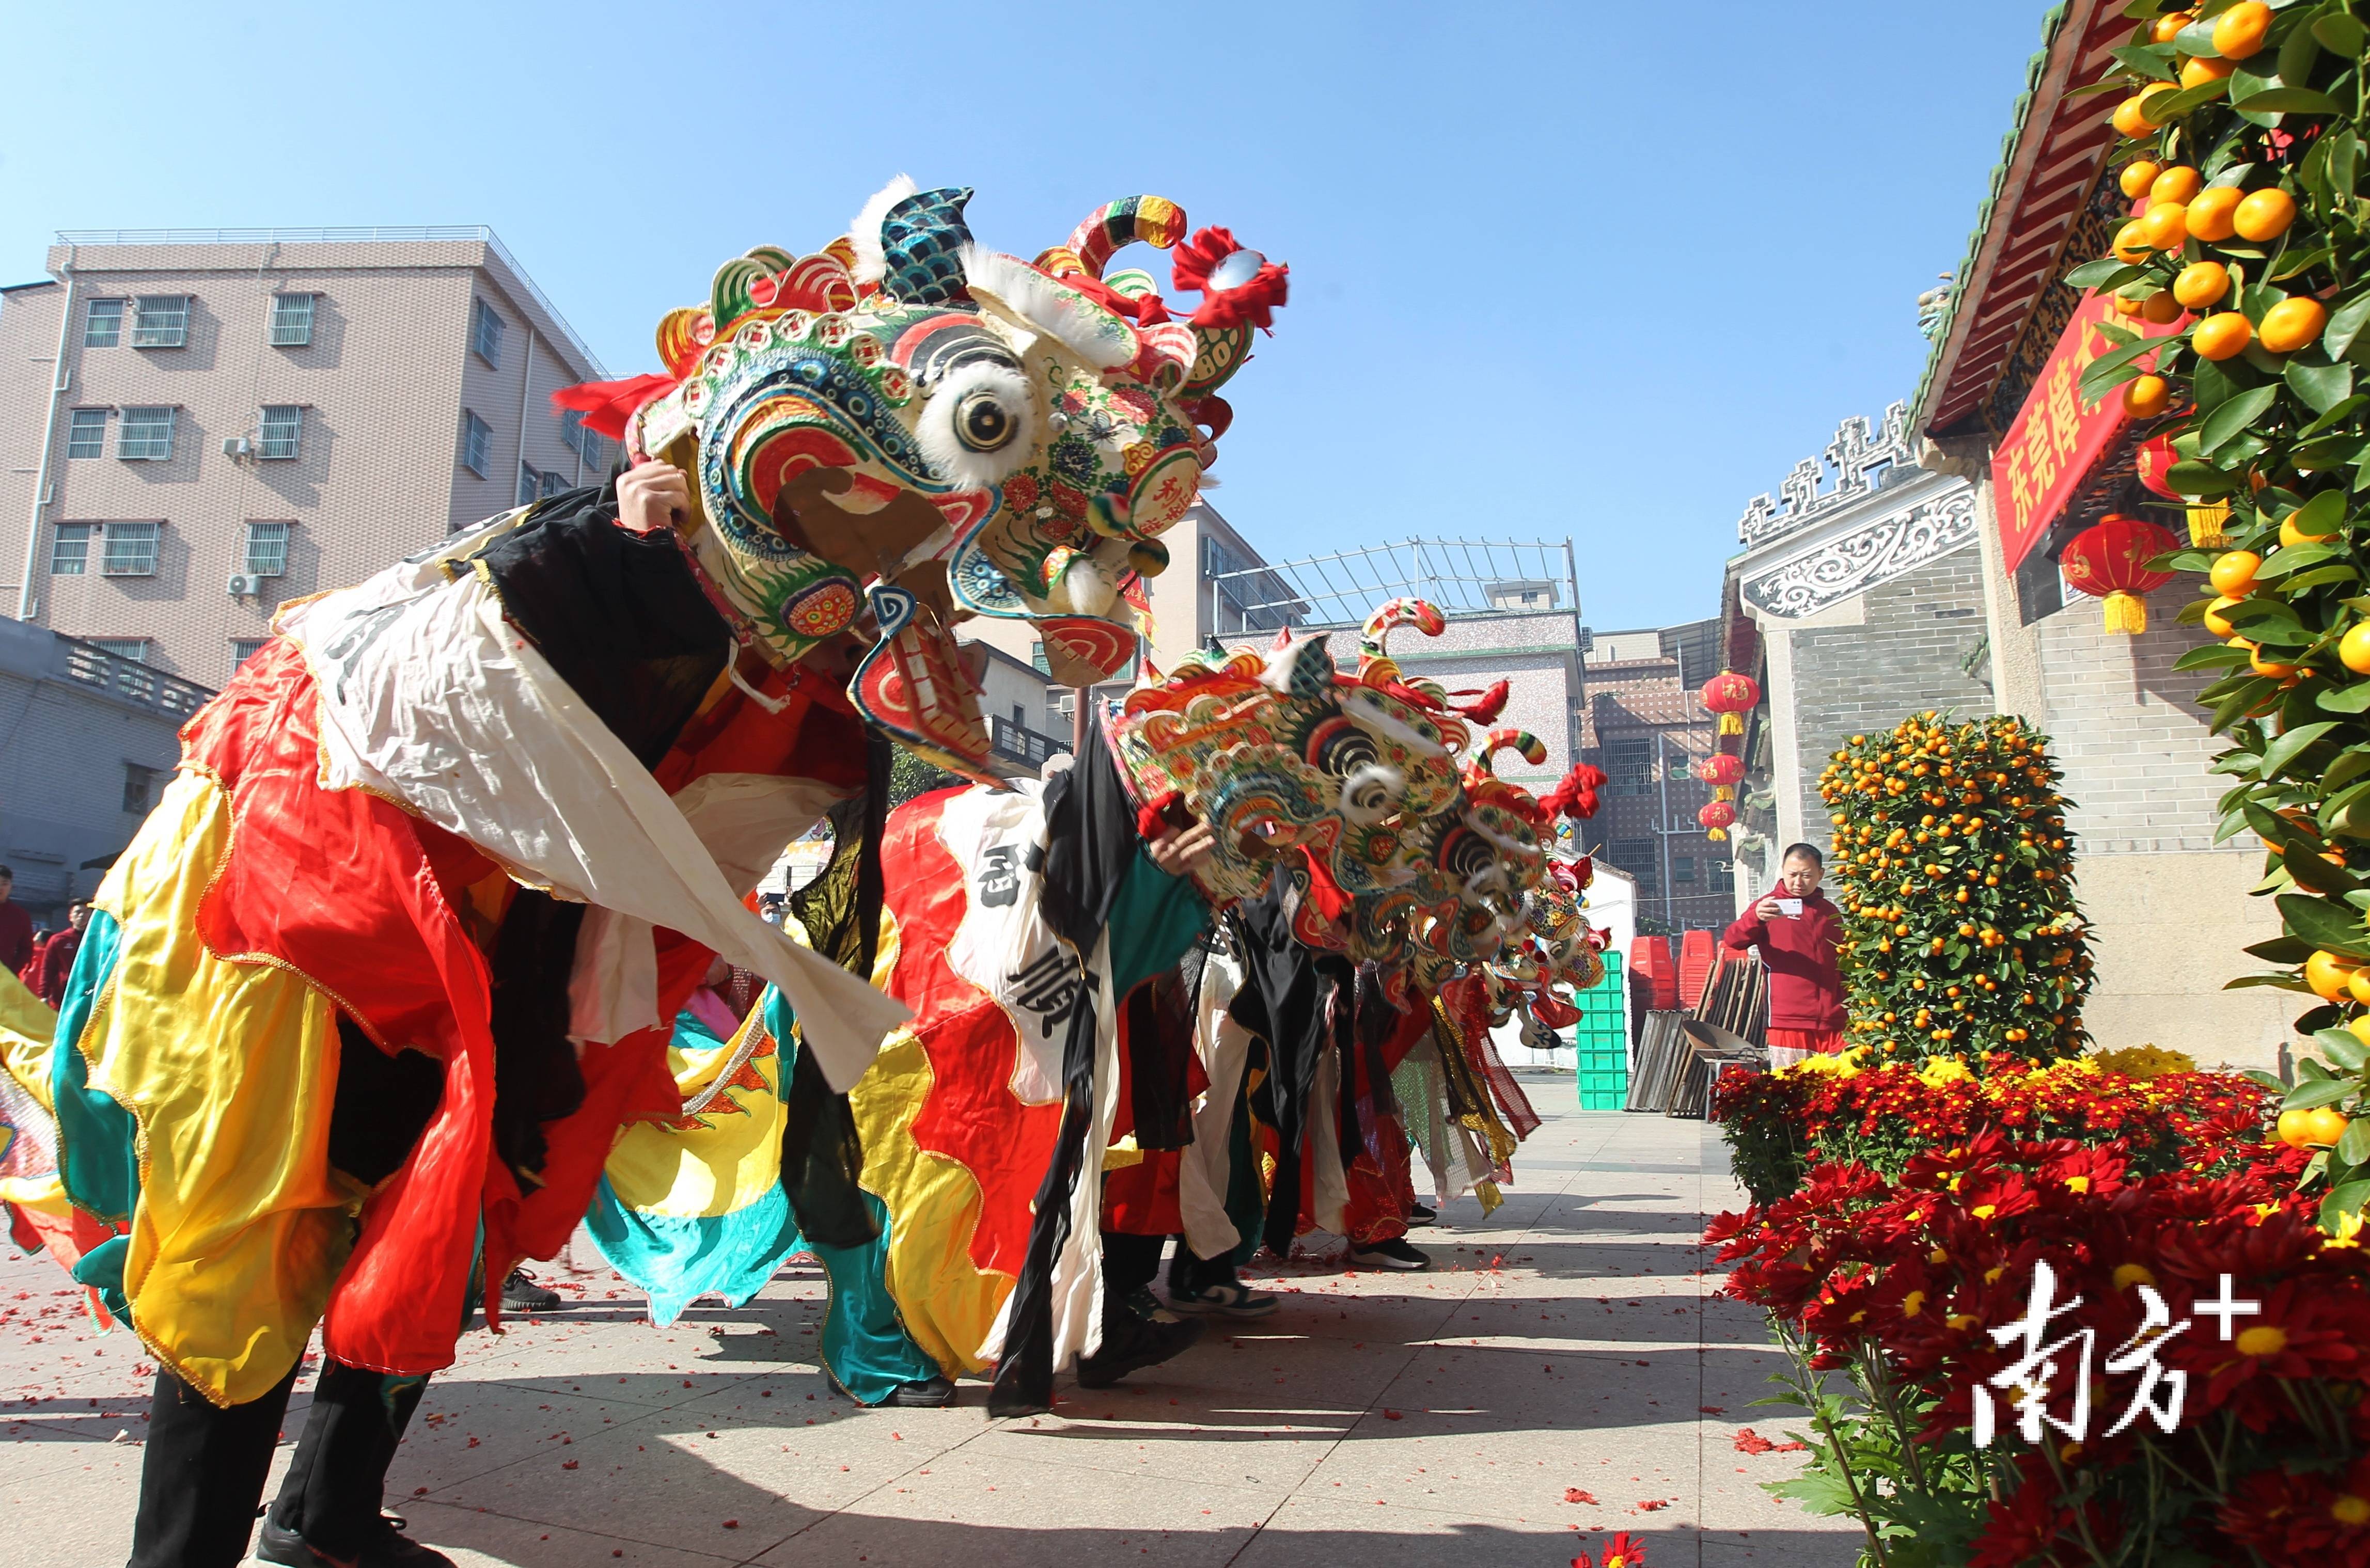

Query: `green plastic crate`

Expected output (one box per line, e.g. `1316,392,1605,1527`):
1574,952,1629,1110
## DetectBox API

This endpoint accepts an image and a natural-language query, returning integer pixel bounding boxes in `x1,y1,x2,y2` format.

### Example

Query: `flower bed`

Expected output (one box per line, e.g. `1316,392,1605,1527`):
1706,1054,2370,1565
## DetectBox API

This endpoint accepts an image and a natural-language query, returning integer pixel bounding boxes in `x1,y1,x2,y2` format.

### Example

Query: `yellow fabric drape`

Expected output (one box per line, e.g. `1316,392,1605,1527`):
79,770,353,1406
604,1006,787,1219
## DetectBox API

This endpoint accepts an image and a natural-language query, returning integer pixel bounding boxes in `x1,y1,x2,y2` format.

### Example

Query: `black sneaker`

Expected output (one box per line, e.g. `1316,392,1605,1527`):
256,1513,456,1566
1167,1279,1279,1318
499,1268,561,1313
1077,1289,1203,1388
1406,1203,1437,1228
885,1374,954,1407
1347,1237,1433,1272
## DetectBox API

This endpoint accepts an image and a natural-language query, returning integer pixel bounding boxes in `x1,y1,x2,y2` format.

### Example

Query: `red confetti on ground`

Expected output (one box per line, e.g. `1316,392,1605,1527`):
723,1520,739,1529
1734,1428,1807,1455
1637,1499,1669,1511
1383,1409,1403,1420
1699,1405,1725,1415
561,1460,579,1470
1564,1488,1598,1504
413,1487,428,1496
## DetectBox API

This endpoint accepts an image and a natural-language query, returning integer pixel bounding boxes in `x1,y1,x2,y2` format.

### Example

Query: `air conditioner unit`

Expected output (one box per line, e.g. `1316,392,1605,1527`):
227,573,260,597
221,436,252,460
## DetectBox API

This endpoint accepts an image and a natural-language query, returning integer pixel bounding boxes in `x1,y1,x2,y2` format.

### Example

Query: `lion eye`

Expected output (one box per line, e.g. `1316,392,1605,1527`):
956,390,1017,452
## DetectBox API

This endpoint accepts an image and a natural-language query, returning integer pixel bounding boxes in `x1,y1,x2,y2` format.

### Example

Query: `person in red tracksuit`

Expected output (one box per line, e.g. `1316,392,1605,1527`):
1721,843,1846,1068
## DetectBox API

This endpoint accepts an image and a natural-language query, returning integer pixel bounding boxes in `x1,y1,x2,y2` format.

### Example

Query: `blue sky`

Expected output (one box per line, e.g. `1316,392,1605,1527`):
1,2,2051,630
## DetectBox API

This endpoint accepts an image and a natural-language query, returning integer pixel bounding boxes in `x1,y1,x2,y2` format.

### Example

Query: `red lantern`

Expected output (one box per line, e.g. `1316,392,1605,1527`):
2134,434,2181,500
1698,799,1736,842
1694,751,1745,801
2060,514,2179,635
1700,670,1760,736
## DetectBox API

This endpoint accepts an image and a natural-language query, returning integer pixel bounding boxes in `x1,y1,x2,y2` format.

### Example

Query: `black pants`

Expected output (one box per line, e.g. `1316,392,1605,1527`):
1103,1231,1237,1303
128,1359,425,1567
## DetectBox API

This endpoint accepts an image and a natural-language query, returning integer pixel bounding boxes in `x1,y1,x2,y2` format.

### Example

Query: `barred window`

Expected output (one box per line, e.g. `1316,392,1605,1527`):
560,406,587,455
65,408,108,458
118,406,177,461
231,638,270,672
257,405,302,460
540,468,568,499
459,409,492,477
131,295,190,348
1611,837,1657,893
268,293,315,346
517,461,541,509
1673,856,1697,884
84,299,124,347
122,761,160,814
469,298,505,366
50,523,91,576
244,521,289,577
94,639,149,663
1605,736,1655,797
102,522,160,577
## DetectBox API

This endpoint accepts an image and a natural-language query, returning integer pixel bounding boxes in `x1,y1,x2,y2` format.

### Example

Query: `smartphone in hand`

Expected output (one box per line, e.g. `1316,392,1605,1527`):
1776,897,1804,918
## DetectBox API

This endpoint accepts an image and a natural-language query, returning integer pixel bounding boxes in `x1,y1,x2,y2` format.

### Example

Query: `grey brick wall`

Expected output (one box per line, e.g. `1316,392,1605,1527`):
2033,594,2227,853
1785,544,1992,851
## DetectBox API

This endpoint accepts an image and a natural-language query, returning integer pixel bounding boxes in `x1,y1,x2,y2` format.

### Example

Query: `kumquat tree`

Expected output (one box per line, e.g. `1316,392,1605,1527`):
1818,713,2093,1066
2075,0,2370,1233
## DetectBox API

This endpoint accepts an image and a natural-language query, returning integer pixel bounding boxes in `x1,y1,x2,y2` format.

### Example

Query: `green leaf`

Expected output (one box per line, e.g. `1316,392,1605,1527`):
2284,1076,2357,1109
2302,393,2370,438
2319,682,2370,714
2288,843,2364,896
2317,13,2370,56
2328,748,2370,794
2317,1028,2370,1071
2151,78,2237,119
2275,22,2322,99
2081,332,2181,402
2112,43,2179,81
2202,385,2283,455
2224,595,2312,644
2273,245,2335,283
2287,564,2366,593
2279,891,2370,959
2257,538,2343,579
2233,87,2347,115
2067,259,2146,292
2326,292,2370,360
2342,1113,2370,1165
2248,935,2317,964
2246,1068,2293,1092
2168,458,2242,496
2289,357,2357,415
2324,1179,2370,1230
2176,643,2253,673
2296,488,2347,536
2264,720,2341,777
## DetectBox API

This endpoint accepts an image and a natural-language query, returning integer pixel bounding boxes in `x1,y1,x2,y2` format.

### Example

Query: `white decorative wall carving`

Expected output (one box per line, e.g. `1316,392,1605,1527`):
1741,489,1978,621
1737,402,1913,546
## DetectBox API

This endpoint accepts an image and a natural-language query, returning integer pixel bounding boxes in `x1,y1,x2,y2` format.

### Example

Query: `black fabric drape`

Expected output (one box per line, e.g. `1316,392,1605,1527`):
990,722,1138,1418
471,482,730,769
326,1015,443,1190
465,484,737,1183
778,733,894,1248
1125,969,1197,1154
1224,884,1338,1257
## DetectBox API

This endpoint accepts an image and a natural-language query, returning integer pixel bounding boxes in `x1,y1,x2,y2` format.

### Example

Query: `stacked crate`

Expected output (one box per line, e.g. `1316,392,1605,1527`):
1572,951,1630,1110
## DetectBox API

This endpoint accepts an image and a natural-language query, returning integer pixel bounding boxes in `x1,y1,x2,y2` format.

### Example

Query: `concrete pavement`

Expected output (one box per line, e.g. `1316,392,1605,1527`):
0,1074,1859,1566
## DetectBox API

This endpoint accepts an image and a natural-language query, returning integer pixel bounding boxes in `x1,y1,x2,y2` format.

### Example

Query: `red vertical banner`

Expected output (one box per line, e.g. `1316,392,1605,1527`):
1990,294,2174,572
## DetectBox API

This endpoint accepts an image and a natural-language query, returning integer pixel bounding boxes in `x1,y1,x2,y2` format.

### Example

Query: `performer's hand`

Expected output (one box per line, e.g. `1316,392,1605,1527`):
1147,820,1216,879
1755,896,1783,922
617,462,690,533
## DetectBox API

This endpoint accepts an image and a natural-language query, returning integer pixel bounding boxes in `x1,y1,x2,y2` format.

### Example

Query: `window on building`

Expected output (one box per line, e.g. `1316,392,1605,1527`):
84,298,124,347
560,406,587,455
257,405,303,460
231,638,269,671
117,406,177,461
243,521,289,578
131,295,190,348
65,408,108,458
540,468,568,499
459,409,492,477
1605,736,1655,797
1706,857,1732,883
122,761,160,815
268,293,315,346
93,638,150,663
50,523,91,576
102,522,161,577
1611,837,1658,893
1030,641,1050,677
517,461,542,509
469,298,505,366
1673,856,1697,884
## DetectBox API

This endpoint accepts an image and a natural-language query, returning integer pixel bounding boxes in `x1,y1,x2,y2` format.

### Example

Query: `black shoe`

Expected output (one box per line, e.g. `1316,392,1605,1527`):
1077,1289,1204,1389
256,1514,456,1566
1347,1237,1432,1271
885,1374,954,1407
1406,1203,1437,1228
499,1268,561,1313
1167,1279,1279,1318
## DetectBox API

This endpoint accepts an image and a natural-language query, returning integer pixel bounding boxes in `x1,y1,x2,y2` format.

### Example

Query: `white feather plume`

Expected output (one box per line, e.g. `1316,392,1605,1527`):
959,244,1136,370
848,174,917,286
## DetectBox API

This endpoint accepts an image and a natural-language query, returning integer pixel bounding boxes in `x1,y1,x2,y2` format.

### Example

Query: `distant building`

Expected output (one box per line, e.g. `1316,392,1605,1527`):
1718,404,1988,900
0,618,205,922
0,228,610,685
1579,618,1731,933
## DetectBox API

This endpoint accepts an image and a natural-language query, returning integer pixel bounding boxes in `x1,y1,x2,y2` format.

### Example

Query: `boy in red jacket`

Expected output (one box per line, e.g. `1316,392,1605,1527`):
1721,844,1845,1068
